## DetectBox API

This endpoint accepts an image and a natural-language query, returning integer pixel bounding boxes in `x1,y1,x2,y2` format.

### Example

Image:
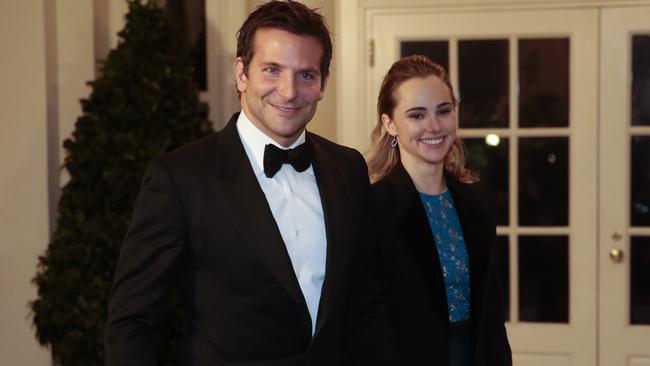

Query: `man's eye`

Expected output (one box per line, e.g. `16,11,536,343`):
264,67,279,74
298,72,315,80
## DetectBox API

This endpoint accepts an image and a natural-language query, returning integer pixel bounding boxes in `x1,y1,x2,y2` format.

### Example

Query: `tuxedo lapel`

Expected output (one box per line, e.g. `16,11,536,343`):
201,115,307,311
309,134,350,338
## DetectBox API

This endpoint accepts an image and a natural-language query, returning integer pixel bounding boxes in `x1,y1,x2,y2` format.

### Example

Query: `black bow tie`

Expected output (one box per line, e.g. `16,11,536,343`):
263,142,312,178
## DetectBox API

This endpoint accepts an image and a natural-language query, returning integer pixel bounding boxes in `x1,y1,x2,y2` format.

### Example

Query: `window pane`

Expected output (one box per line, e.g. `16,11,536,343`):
401,41,449,72
519,138,569,226
519,38,570,127
458,40,509,128
631,236,650,325
632,35,650,126
497,235,510,321
518,235,569,323
465,137,509,225
631,136,650,226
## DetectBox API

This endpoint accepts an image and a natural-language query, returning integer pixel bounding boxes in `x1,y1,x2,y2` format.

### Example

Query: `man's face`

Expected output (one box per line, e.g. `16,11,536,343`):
235,28,327,147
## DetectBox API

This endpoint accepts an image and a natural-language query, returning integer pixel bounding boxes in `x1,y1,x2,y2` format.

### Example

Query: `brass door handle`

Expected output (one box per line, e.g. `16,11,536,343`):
609,248,624,263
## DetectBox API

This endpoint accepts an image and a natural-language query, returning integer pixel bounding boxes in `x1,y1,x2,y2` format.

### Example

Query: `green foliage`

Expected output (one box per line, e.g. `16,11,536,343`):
30,1,212,364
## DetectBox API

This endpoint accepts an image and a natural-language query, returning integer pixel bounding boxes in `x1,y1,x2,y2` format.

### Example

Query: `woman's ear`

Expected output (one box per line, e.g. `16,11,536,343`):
381,114,397,137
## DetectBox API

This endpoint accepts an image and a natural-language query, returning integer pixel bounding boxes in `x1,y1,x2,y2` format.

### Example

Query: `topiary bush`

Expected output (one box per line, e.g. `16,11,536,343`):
30,1,212,364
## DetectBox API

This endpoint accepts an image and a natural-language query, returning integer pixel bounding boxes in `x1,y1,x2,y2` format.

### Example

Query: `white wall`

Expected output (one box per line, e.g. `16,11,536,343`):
299,0,337,141
0,1,53,364
48,0,95,222
0,0,108,364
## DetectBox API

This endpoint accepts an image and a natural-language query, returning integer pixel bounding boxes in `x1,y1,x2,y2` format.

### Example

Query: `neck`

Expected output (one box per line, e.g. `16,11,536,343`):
400,155,446,195
240,108,303,148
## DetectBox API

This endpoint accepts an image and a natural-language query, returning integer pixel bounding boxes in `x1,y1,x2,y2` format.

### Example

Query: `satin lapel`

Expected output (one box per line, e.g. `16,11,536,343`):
446,177,488,320
389,163,449,327
309,135,350,338
201,115,307,310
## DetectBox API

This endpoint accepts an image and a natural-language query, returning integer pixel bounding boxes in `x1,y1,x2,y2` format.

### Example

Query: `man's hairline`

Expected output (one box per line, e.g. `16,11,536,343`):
242,26,329,78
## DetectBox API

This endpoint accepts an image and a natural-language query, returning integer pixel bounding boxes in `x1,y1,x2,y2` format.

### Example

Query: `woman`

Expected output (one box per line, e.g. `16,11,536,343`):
366,55,511,366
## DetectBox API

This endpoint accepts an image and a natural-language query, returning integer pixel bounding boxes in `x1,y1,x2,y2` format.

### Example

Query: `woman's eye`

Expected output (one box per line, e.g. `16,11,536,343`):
408,113,424,120
438,108,452,116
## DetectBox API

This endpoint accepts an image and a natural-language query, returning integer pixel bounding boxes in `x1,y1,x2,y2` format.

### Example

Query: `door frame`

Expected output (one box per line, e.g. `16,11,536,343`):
599,6,650,366
336,0,650,152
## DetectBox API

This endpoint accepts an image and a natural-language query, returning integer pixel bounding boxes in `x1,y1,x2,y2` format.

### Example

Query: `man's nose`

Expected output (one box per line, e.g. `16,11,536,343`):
277,74,297,100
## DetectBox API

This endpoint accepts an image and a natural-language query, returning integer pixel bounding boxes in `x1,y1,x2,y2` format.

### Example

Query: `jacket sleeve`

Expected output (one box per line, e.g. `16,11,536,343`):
104,159,186,366
478,188,513,366
344,152,401,366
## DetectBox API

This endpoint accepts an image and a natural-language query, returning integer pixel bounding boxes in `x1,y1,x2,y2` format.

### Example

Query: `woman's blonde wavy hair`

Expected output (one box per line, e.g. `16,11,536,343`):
366,55,478,184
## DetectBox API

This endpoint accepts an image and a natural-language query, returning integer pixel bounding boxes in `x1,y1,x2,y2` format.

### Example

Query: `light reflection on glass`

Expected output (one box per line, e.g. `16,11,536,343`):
485,134,501,147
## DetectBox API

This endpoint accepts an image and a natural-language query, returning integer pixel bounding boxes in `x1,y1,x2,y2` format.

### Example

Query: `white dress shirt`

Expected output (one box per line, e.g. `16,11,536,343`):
236,111,327,335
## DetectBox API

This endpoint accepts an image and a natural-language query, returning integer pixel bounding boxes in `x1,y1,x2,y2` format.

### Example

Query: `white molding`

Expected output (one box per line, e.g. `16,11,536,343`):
335,0,366,151
205,0,247,130
93,0,128,71
359,0,650,9
1,1,54,364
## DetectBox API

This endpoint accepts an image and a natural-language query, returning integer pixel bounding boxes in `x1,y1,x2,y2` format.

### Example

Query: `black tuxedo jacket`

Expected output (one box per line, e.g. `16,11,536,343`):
371,162,512,366
105,113,387,365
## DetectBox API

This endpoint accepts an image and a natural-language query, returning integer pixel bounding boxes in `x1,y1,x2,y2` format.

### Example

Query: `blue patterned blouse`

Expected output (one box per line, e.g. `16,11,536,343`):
419,189,471,323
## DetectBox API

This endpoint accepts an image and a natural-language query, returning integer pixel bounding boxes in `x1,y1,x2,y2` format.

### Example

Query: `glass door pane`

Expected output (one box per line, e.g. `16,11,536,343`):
629,36,650,326
400,41,449,71
518,38,570,128
632,35,650,126
458,40,509,128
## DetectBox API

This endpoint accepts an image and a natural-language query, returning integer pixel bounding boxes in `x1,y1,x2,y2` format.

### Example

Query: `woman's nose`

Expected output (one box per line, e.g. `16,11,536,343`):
425,115,442,131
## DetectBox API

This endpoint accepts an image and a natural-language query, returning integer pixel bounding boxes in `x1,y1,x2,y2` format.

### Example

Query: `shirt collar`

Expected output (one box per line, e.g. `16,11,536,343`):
236,111,313,177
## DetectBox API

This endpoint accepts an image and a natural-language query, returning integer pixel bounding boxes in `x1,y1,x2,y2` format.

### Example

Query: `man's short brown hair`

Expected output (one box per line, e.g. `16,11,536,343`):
236,0,332,87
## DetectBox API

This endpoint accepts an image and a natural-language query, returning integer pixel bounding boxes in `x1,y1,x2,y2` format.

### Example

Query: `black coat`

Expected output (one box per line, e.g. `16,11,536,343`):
105,113,391,365
371,162,512,366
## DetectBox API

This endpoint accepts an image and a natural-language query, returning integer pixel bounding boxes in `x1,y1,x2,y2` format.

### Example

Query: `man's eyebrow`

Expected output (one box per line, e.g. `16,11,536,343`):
260,62,282,68
297,67,320,74
259,61,319,74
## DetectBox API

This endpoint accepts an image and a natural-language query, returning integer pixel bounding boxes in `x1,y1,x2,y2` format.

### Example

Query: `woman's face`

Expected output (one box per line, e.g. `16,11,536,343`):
382,75,457,170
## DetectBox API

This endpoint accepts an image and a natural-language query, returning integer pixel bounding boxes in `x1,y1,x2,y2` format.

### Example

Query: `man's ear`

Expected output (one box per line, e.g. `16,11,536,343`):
234,57,247,93
317,75,329,101
381,114,397,137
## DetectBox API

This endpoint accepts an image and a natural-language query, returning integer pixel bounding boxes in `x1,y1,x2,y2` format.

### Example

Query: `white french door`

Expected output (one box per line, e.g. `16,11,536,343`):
347,2,650,365
599,6,650,366
367,8,599,365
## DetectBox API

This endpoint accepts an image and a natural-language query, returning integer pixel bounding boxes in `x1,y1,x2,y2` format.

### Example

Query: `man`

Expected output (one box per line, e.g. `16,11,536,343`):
105,1,393,365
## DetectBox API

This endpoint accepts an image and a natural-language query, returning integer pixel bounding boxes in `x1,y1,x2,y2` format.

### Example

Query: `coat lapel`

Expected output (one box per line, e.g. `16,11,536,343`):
200,114,307,311
445,176,489,321
309,134,350,338
382,164,492,329
387,163,450,327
